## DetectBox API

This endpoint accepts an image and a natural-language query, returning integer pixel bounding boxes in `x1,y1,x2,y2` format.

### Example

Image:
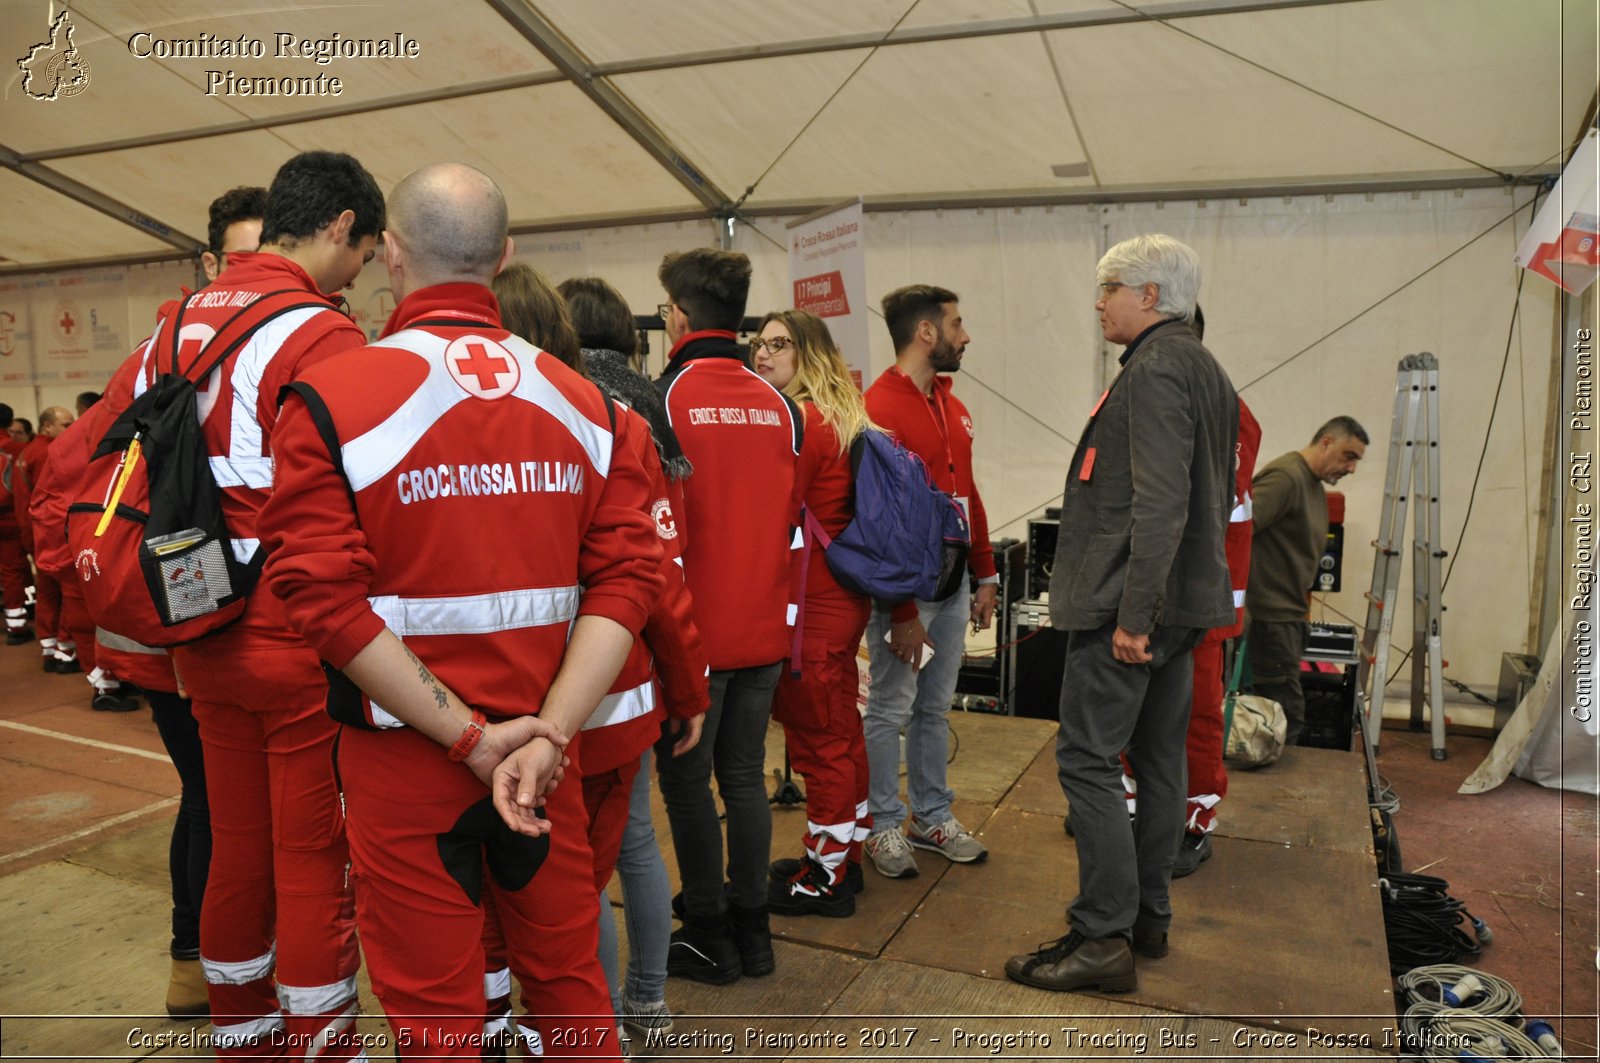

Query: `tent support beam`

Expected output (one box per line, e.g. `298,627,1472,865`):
483,0,730,213
20,72,567,164
732,171,1545,218
0,144,200,253
590,0,1369,76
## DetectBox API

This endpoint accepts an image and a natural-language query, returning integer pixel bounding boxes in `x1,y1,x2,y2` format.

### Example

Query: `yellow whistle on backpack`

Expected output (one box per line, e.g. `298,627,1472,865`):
95,436,142,537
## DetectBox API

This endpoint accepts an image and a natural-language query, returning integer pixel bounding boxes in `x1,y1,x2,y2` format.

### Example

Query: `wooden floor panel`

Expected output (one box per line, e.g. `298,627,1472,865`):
1,636,1402,1060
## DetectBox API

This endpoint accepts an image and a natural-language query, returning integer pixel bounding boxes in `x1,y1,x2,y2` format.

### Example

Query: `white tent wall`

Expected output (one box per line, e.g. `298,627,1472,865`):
0,185,1555,698
549,186,1549,697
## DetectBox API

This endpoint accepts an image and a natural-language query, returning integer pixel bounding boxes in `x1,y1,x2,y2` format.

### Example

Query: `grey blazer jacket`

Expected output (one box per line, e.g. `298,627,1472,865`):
1049,319,1239,634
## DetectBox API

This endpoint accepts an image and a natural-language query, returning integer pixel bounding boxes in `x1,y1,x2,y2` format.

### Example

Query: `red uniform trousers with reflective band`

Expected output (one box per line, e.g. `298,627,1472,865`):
773,585,872,883
341,725,621,1062
0,526,26,634
1121,635,1229,833
34,568,67,661
174,634,360,1062
58,580,99,680
1182,636,1228,834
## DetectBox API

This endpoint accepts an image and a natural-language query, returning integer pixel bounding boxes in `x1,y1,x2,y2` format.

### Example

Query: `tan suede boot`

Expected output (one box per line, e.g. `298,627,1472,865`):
164,957,209,1019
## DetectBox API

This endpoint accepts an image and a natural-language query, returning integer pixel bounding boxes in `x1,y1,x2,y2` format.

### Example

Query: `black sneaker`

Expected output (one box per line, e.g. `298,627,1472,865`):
92,691,141,713
768,859,856,918
5,627,34,645
1171,833,1213,878
54,657,81,674
666,918,741,985
41,656,58,673
769,857,864,896
728,905,774,977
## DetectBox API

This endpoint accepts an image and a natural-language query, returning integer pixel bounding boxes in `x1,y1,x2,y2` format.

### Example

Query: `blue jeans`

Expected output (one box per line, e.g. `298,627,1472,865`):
655,663,781,915
597,749,670,1009
864,592,968,831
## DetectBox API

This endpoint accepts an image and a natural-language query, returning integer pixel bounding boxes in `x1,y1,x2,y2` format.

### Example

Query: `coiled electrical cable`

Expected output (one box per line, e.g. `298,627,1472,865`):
1395,965,1564,1062
1381,874,1488,972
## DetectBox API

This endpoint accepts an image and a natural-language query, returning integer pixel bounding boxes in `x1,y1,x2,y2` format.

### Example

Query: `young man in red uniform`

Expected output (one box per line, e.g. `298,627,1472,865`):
15,407,73,669
262,162,662,1061
0,402,31,645
33,185,268,1016
654,248,801,983
861,285,998,880
135,151,382,1061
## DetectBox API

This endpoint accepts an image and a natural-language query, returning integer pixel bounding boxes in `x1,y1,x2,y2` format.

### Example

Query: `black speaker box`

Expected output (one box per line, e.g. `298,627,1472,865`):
953,538,1025,714
1026,511,1060,599
1008,598,1068,720
1298,664,1356,751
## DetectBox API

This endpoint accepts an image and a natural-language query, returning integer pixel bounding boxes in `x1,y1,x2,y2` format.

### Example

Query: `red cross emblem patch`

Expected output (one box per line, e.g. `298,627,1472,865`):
445,336,521,399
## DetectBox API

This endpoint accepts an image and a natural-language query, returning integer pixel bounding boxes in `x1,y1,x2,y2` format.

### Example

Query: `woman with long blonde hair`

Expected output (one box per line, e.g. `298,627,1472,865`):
751,309,876,917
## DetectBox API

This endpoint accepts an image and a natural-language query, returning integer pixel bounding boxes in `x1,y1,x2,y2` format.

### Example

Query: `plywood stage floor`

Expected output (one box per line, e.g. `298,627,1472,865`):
1,646,1397,1059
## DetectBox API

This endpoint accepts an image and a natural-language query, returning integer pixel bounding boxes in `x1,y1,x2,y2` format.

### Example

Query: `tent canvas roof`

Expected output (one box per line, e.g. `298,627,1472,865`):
1,0,1593,272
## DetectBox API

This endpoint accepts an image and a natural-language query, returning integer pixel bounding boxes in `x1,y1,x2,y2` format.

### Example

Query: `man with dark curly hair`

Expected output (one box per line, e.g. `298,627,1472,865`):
138,150,383,1060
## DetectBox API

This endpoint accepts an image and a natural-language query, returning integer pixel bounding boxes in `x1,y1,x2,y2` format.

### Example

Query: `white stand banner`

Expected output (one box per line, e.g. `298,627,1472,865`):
1515,128,1599,295
787,198,868,388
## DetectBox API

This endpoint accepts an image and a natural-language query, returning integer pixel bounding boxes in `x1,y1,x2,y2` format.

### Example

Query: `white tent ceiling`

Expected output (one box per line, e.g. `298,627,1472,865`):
1,0,1593,274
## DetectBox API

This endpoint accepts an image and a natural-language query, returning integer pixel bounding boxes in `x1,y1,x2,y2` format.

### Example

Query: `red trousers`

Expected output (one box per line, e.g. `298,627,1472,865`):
1184,637,1229,833
1122,635,1230,834
174,635,360,1062
773,588,871,884
34,568,65,655
581,754,644,892
59,580,97,676
341,726,620,1061
0,527,26,632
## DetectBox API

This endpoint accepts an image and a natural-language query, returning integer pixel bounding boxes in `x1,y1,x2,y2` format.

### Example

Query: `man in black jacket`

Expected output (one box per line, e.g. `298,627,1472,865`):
1007,234,1238,994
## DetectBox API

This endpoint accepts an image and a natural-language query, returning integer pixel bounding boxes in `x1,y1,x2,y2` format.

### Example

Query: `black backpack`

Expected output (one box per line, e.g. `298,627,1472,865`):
67,289,328,645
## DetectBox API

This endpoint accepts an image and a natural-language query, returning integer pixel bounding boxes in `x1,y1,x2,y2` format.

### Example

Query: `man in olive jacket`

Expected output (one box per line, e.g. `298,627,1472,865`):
1007,234,1238,995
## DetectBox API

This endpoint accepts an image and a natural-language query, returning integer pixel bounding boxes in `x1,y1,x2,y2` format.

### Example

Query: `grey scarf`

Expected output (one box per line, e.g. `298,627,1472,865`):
582,347,692,482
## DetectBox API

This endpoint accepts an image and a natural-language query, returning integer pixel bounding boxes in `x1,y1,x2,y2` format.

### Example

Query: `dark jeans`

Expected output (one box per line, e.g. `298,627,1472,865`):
1055,622,1201,940
655,662,781,917
1248,619,1309,745
148,689,211,958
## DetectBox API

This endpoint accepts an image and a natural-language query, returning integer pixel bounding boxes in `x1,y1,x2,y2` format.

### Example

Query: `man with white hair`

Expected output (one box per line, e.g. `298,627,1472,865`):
262,162,661,1060
1007,234,1238,994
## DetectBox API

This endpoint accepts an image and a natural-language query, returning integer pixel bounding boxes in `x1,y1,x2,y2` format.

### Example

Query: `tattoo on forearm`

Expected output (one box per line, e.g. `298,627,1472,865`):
403,644,451,714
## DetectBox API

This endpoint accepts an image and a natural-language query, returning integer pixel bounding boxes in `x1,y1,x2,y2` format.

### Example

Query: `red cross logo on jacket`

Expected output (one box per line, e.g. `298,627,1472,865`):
445,336,521,399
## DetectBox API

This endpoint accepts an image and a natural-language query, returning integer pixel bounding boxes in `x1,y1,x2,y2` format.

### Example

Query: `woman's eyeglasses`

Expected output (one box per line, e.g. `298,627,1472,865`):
749,336,794,355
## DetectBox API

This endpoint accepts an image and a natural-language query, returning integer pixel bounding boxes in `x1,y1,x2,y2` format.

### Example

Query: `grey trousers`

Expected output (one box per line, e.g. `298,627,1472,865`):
1055,622,1202,940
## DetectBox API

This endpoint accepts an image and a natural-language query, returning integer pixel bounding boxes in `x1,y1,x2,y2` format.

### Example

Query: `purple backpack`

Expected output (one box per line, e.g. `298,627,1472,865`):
803,429,969,604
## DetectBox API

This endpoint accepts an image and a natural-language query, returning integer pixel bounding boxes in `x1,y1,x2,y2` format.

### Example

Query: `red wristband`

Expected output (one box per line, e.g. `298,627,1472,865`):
446,710,487,762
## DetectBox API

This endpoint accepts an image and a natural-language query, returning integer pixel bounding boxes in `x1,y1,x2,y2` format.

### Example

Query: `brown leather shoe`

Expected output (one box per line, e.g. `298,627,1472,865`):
1005,930,1137,993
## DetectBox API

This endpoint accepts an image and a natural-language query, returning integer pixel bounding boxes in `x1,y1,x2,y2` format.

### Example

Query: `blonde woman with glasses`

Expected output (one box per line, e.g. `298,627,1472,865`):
751,310,876,918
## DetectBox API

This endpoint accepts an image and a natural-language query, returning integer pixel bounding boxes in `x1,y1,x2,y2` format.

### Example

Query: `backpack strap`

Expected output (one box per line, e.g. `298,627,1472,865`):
280,381,349,489
170,288,338,383
781,393,804,456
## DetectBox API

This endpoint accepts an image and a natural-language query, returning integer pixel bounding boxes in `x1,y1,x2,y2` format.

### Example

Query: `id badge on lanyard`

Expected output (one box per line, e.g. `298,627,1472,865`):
1079,387,1111,482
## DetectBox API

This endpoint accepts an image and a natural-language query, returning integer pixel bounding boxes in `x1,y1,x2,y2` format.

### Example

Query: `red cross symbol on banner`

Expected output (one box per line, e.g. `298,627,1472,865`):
58,310,76,335
444,336,521,399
